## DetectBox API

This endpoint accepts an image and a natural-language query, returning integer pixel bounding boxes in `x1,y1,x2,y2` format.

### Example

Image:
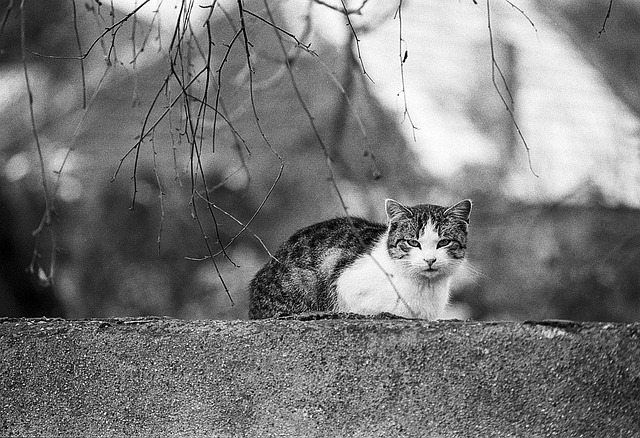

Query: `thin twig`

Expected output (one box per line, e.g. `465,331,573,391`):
0,0,14,38
85,0,110,62
395,0,418,139
192,161,283,261
71,0,87,108
504,0,538,35
176,4,239,303
340,0,373,82
184,74,236,303
231,6,315,93
261,0,416,316
213,160,282,258
212,28,242,153
53,63,113,198
150,130,166,256
112,66,205,185
318,57,367,137
237,0,284,165
313,0,369,15
131,0,166,64
243,8,316,56
20,0,55,285
187,191,280,261
162,77,182,185
130,0,141,106
190,195,235,304
262,0,348,214
598,0,614,37
229,0,286,264
27,0,153,61
486,0,537,177
193,18,213,157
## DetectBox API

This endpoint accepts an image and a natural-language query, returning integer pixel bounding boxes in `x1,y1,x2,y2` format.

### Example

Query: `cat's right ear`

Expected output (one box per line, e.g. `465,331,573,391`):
385,199,412,223
444,199,472,224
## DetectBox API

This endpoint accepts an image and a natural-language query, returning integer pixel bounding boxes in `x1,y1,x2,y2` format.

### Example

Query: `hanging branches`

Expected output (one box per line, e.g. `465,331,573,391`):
105,0,292,303
395,0,418,139
11,0,571,306
9,0,422,301
485,0,538,177
19,0,56,286
339,0,373,83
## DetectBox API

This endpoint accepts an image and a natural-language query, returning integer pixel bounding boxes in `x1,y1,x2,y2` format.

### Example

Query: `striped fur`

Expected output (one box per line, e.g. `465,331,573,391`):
249,199,471,319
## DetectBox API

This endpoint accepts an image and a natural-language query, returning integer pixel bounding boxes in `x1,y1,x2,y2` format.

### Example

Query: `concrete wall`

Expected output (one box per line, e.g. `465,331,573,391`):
1,315,638,437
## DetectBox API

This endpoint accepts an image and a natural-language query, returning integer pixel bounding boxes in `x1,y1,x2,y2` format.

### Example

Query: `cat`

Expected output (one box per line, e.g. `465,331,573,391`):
249,199,472,320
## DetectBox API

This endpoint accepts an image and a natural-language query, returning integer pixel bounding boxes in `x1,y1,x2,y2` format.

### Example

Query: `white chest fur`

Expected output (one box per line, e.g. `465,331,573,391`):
334,237,452,320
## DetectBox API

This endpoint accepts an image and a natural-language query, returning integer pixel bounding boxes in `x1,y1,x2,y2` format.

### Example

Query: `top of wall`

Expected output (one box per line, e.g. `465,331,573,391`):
1,315,639,437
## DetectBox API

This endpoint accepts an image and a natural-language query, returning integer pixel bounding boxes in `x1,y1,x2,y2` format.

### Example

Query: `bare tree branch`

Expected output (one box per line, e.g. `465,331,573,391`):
504,0,538,35
20,0,56,287
27,0,153,61
243,8,316,56
262,0,349,214
486,0,537,177
0,0,14,39
340,0,373,82
598,0,614,37
313,0,369,15
395,0,418,139
71,0,87,108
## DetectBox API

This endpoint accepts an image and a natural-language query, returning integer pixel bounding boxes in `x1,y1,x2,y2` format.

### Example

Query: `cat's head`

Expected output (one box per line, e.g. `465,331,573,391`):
384,199,472,280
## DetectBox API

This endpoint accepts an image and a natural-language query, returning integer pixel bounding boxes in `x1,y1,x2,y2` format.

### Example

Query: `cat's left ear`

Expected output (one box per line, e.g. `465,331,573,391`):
385,199,412,223
444,199,472,224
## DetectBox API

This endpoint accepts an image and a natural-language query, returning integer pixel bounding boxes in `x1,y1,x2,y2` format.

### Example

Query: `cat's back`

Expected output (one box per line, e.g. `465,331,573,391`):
249,216,386,318
288,216,385,251
262,216,386,273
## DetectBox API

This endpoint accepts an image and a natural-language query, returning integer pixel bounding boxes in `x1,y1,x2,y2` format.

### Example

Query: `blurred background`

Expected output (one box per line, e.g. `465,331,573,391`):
1,0,639,321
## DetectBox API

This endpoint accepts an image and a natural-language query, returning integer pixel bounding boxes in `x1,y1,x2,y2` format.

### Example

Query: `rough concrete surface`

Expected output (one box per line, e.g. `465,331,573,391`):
0,315,638,437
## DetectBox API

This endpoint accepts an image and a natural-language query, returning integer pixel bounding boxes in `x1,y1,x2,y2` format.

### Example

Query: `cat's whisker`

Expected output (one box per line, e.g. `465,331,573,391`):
463,261,487,278
455,261,487,287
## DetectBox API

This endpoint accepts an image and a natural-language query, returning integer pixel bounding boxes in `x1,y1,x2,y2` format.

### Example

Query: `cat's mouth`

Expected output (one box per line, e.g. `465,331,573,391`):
420,267,442,277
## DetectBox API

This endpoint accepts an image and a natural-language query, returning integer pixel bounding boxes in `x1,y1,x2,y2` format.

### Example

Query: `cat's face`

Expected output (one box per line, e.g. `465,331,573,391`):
385,199,472,280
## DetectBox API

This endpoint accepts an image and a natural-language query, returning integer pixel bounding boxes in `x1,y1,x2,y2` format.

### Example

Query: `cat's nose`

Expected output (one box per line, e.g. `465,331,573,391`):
425,258,436,267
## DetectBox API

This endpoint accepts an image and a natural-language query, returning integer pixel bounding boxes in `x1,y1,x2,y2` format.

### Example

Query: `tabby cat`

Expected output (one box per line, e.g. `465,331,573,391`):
249,199,472,320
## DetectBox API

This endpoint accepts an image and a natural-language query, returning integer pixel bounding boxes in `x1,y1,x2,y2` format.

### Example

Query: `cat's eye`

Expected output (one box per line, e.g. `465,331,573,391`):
405,239,421,248
437,239,452,249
